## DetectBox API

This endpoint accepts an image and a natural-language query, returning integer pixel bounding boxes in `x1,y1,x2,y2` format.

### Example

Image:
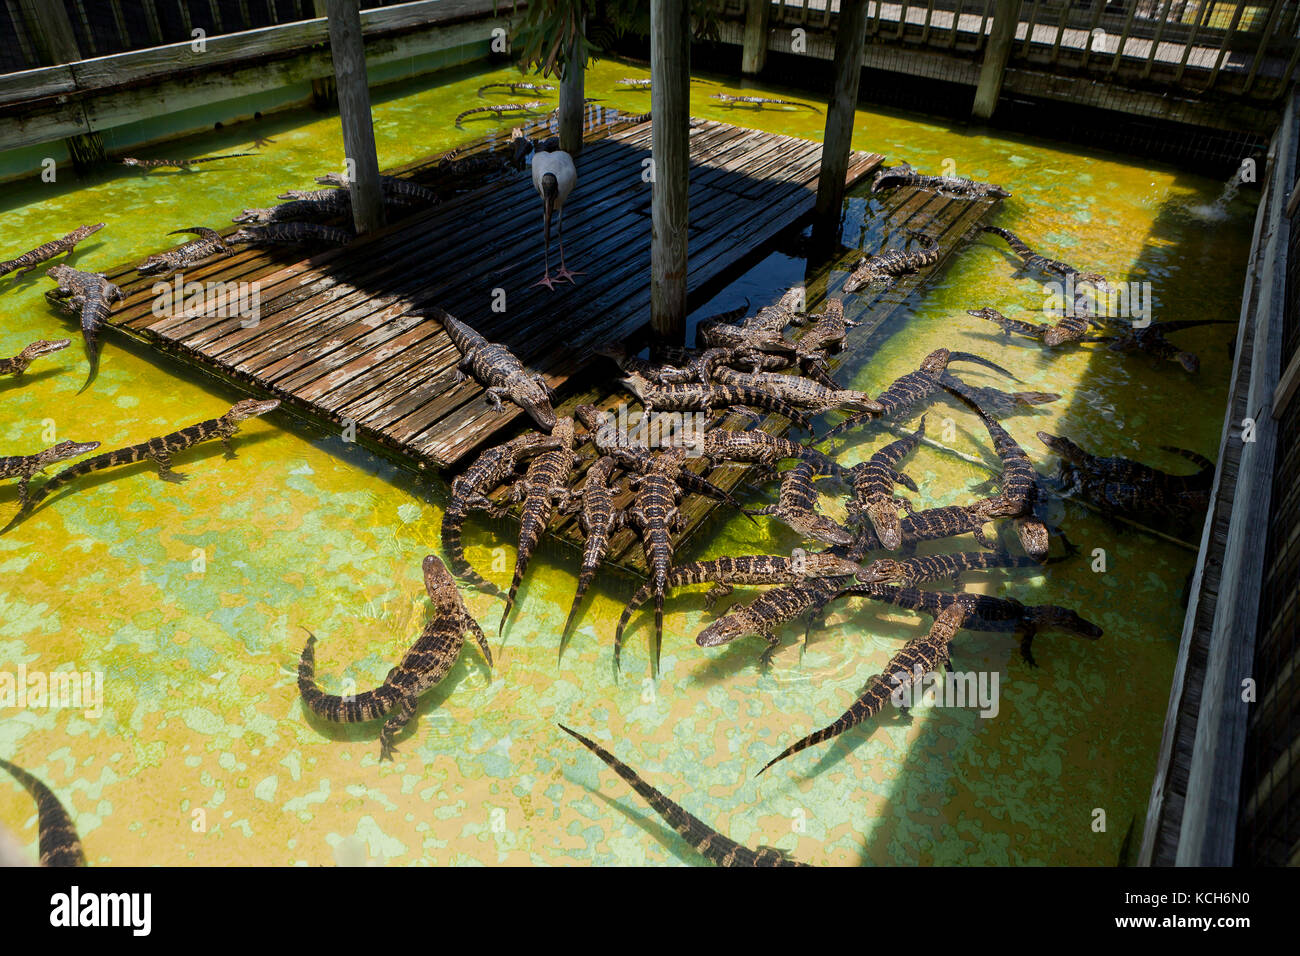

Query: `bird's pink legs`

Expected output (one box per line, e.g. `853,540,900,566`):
553,208,583,285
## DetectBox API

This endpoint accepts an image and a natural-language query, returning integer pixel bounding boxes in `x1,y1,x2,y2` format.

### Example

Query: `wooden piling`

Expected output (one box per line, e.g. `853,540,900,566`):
972,0,1020,120
649,0,691,351
559,25,585,156
811,0,868,256
741,0,771,75
324,0,385,235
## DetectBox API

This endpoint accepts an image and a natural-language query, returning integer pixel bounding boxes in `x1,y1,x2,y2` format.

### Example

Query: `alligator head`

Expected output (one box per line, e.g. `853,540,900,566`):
19,339,71,361
919,348,951,374
966,307,1005,324
854,557,907,585
618,371,651,401
803,552,869,578
514,376,557,432
40,439,100,466
225,398,282,422
865,501,904,551
1036,431,1090,465
695,604,760,648
1011,391,1061,407
777,507,854,547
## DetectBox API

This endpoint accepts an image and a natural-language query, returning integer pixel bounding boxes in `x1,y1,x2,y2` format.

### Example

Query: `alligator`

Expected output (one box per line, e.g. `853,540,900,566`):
696,320,797,360
454,102,545,128
818,348,1018,443
46,264,124,388
0,339,69,377
709,93,820,112
500,418,580,636
232,195,350,224
572,404,760,524
314,172,441,205
478,81,555,96
618,370,813,432
624,447,689,673
595,342,761,386
298,555,492,761
616,78,653,88
871,163,1010,199
698,427,842,478
1,439,99,510
136,227,232,276
788,296,856,369
0,224,104,279
16,399,278,517
842,231,939,294
1093,317,1237,373
847,416,925,549
757,584,1103,773
442,432,564,598
694,576,851,667
743,288,806,336
939,370,1060,418
560,455,623,647
712,366,884,416
756,459,854,547
856,550,1045,587
981,226,1112,292
968,305,1105,349
0,758,85,866
943,383,1050,557
558,725,808,867
228,222,355,245
614,552,865,668
122,154,252,170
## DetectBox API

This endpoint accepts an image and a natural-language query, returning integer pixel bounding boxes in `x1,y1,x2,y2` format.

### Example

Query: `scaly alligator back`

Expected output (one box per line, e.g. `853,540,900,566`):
562,456,621,644
0,223,104,278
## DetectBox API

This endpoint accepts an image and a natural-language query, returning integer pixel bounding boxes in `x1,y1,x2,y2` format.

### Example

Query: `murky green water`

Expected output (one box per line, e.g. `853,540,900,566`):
0,55,1253,865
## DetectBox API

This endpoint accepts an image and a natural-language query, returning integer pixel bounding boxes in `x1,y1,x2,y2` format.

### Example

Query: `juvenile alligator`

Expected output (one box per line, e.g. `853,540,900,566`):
818,348,1018,442
232,196,350,224
617,78,653,88
857,550,1045,587
968,306,1105,349
136,227,232,276
743,288,805,336
228,222,354,245
694,576,850,666
442,432,564,598
788,296,856,369
596,342,758,386
1,439,99,510
712,366,884,416
847,416,925,549
944,383,1050,557
758,584,1103,773
981,226,1111,292
122,154,252,170
614,552,865,668
298,555,492,761
619,371,813,431
46,264,124,387
478,81,554,96
757,459,854,547
0,339,69,377
560,455,622,646
1094,317,1236,373
0,758,85,866
314,172,440,205
0,224,104,278
696,320,797,360
17,399,278,517
624,447,688,674
558,725,808,867
710,93,819,111
939,371,1059,418
454,101,545,128
698,427,841,477
871,163,1010,199
500,418,580,636
842,232,939,293
435,308,557,432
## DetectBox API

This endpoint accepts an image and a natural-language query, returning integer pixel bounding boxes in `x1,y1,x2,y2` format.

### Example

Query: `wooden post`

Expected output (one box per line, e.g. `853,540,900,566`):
17,0,105,170
311,0,337,107
649,0,690,350
325,0,385,234
741,0,770,74
972,0,1020,120
810,0,867,256
558,24,585,156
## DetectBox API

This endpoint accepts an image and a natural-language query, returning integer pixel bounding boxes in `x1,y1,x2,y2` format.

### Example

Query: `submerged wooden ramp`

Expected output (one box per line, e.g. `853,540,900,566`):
98,112,881,469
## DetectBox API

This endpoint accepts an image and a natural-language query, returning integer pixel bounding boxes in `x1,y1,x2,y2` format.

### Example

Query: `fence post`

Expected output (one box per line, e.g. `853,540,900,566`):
972,0,1021,120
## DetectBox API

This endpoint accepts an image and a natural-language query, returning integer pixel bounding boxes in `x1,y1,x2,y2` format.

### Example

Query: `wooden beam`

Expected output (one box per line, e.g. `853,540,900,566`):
811,0,868,254
17,0,81,65
325,0,385,235
649,0,690,350
558,24,585,156
972,0,1019,119
741,0,771,74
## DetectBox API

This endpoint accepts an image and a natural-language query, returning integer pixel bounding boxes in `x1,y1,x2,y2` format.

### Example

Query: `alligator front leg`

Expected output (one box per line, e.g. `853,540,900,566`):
758,630,781,669
703,583,733,611
892,469,918,493
220,433,238,459
484,387,508,412
154,451,189,483
1018,626,1040,668
378,694,418,761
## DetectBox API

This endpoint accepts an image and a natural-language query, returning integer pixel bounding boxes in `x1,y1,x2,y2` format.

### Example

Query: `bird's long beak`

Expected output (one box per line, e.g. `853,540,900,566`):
542,193,554,245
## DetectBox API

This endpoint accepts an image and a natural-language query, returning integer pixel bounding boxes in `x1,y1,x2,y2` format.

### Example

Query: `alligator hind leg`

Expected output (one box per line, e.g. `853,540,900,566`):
703,583,733,611
378,695,418,761
154,451,189,483
1018,627,1039,668
220,434,238,459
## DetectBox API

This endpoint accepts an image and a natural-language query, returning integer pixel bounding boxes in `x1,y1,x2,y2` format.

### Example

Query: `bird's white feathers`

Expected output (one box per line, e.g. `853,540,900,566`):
531,150,577,209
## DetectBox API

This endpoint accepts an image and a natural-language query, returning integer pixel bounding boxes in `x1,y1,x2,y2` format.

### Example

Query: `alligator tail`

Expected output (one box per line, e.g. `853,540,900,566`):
946,351,1021,382
613,583,653,675
296,629,397,724
0,757,85,866
757,678,894,776
440,506,505,599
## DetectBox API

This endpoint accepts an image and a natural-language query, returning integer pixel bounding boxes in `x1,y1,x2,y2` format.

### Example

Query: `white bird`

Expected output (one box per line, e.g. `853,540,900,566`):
530,148,581,290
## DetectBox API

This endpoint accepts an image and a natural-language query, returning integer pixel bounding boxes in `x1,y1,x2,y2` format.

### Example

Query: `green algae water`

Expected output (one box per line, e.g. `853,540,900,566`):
0,56,1253,865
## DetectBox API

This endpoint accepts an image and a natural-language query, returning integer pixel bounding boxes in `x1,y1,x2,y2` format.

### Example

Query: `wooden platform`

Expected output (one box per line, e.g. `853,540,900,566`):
97,111,881,470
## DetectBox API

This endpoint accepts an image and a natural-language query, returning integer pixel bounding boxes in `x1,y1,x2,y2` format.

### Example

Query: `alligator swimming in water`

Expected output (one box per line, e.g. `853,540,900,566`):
709,93,819,111
1,439,99,511
614,552,865,668
968,306,1107,350
758,459,854,547
454,101,546,128
981,226,1112,294
16,399,278,520
429,309,557,431
137,227,232,276
847,416,925,550
1093,317,1237,373
0,758,85,866
298,555,492,761
939,370,1060,418
0,339,69,378
229,222,354,245
757,584,1103,773
442,432,564,598
121,154,252,170
619,370,813,432
856,550,1046,587
624,447,689,673
871,163,1010,199
559,725,808,866
478,81,554,96
500,418,580,636
560,455,623,648
694,575,852,666
842,232,939,293
46,264,124,389
0,224,104,279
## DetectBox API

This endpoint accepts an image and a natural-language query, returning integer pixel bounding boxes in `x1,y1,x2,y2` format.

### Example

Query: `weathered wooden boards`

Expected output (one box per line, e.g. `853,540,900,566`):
97,114,880,486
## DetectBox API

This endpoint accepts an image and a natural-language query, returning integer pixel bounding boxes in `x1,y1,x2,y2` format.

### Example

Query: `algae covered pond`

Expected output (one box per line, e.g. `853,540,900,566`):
0,57,1254,865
